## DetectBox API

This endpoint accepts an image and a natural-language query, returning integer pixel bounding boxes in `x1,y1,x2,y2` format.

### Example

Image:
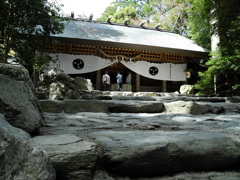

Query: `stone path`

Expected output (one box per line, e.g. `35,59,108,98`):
33,93,240,179
36,104,240,179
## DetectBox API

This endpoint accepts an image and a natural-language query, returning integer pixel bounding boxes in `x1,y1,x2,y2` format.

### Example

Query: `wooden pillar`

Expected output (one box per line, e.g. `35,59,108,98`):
96,70,101,90
162,53,167,92
136,73,140,92
162,80,167,92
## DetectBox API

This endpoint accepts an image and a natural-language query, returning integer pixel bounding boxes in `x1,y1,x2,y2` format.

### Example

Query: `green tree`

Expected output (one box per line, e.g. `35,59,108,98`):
113,0,152,17
99,0,189,35
192,0,240,96
111,7,138,24
186,0,211,49
98,6,117,22
151,0,190,36
0,0,65,72
99,0,156,25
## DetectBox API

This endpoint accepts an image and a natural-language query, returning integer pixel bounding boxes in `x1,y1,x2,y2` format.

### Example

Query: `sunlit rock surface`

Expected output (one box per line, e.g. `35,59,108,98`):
37,68,94,100
180,84,195,94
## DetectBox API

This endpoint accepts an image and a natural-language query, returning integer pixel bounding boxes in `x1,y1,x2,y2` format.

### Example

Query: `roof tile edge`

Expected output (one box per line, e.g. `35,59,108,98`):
70,18,172,33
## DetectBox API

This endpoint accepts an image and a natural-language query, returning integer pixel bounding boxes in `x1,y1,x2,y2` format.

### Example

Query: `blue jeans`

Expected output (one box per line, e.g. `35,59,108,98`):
104,83,109,91
117,82,122,91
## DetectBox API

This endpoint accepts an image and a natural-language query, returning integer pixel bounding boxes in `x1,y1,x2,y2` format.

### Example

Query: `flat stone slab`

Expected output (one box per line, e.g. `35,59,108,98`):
63,100,109,113
39,100,63,113
89,130,240,177
32,134,98,180
111,96,157,101
164,101,240,115
108,100,163,113
39,95,240,114
93,170,240,180
40,112,240,179
39,100,164,113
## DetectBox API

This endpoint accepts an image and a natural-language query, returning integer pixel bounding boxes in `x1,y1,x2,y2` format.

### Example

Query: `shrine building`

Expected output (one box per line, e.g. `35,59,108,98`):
46,19,209,92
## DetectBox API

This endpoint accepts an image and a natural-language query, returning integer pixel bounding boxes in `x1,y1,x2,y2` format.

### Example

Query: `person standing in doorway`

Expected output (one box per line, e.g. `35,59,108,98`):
116,72,123,91
102,71,110,91
126,71,132,84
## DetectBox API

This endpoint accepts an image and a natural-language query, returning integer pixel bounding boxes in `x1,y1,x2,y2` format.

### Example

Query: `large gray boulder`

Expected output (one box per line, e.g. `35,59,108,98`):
0,63,36,95
164,101,205,115
179,85,194,94
75,76,94,91
0,74,44,134
89,130,240,178
0,114,55,180
227,96,240,103
38,68,94,100
49,81,80,100
31,134,98,180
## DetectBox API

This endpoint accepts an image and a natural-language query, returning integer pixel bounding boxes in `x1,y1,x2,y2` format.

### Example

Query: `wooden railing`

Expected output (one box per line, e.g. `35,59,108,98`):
45,43,185,63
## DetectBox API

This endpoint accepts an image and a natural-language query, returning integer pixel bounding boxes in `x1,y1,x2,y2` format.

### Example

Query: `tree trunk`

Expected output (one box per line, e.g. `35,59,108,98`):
214,74,217,95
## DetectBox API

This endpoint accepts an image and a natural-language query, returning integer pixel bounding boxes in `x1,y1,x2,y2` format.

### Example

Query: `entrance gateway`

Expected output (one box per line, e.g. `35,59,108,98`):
46,20,209,92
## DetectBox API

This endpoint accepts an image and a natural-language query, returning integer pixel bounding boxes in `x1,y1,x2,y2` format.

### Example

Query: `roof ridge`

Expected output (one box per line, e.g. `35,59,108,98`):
70,18,172,33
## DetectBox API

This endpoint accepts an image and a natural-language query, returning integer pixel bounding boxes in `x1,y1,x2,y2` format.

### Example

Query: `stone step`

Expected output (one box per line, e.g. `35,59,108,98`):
164,101,240,115
39,100,164,114
31,134,97,180
83,91,240,103
39,99,240,115
89,130,240,177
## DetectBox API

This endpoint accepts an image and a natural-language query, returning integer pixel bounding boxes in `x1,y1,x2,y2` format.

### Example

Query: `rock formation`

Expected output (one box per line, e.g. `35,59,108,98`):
38,91,240,180
180,84,195,94
0,64,44,134
31,134,98,180
37,68,94,100
90,130,240,177
0,114,56,180
0,63,37,95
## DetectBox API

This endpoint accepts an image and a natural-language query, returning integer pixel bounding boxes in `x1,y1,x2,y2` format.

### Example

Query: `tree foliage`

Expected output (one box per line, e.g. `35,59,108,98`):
98,6,118,22
112,7,138,24
0,0,65,72
186,0,211,49
99,0,189,35
152,0,189,36
193,0,240,96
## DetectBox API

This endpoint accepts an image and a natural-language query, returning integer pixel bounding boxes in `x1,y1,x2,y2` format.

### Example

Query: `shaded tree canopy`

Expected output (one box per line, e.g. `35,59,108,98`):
0,0,65,72
186,0,211,50
192,0,240,96
99,0,189,36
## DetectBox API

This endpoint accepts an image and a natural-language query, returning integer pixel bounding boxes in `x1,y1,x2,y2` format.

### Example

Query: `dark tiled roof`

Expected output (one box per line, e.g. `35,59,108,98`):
52,20,209,57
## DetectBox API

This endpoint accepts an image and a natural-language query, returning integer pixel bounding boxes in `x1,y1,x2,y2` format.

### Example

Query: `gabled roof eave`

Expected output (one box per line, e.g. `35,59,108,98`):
51,36,209,58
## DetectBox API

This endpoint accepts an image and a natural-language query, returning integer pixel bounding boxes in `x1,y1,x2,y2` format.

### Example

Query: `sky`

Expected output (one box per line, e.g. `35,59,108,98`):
51,0,115,20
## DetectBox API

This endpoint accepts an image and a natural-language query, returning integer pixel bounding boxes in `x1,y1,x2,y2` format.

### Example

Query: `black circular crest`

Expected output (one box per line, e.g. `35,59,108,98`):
149,66,159,76
72,59,84,70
